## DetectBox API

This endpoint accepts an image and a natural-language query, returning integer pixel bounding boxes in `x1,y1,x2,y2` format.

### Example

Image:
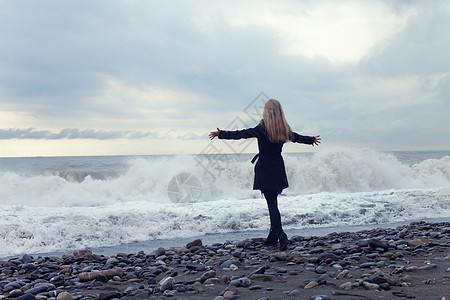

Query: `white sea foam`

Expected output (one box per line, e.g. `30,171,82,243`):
0,147,449,257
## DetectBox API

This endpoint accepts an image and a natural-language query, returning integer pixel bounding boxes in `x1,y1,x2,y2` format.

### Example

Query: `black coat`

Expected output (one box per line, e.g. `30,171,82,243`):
218,124,315,192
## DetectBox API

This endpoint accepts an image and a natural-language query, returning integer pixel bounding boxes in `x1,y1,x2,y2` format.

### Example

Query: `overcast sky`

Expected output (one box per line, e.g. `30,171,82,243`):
0,0,449,157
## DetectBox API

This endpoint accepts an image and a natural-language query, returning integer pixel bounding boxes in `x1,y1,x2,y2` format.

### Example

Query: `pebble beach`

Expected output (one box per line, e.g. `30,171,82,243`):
1,221,449,300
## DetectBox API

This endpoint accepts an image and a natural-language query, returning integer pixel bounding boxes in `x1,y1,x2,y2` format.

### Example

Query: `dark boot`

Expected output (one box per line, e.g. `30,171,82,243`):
264,227,278,247
276,229,289,251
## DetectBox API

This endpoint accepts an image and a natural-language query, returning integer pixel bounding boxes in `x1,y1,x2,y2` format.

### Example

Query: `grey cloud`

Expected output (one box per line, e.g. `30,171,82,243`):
360,2,450,77
0,1,449,151
0,128,160,140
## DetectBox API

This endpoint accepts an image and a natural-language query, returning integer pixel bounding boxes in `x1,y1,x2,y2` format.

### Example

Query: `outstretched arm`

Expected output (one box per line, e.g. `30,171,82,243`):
209,126,259,140
292,133,321,146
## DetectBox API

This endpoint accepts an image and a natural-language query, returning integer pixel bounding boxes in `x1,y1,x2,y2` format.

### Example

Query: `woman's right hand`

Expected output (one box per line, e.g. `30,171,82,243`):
313,135,321,146
209,128,220,140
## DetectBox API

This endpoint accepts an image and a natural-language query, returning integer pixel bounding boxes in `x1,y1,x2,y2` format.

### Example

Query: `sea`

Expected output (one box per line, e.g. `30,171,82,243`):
0,147,449,258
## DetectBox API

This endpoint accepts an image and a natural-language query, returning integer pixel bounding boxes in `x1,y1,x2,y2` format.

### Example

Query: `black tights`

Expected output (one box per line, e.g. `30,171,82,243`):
263,190,282,230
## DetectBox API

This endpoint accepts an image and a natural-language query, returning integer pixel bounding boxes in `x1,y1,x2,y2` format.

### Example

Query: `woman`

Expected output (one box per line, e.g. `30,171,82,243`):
209,99,320,250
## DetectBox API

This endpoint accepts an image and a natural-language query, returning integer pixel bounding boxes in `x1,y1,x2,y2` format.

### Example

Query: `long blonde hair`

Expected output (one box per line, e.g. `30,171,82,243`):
260,99,292,143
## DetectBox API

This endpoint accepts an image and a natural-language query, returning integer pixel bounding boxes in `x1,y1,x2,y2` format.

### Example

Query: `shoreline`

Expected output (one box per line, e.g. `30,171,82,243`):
1,220,449,299
22,216,450,260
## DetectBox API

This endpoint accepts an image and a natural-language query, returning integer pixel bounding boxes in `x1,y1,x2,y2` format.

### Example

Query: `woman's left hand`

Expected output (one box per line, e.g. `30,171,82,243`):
313,135,321,146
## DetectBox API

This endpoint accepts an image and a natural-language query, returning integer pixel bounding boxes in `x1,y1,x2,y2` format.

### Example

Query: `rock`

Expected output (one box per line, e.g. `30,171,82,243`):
50,274,65,286
22,254,33,263
402,275,413,282
357,239,369,247
339,282,353,290
420,264,437,270
4,281,23,290
273,252,289,260
72,249,94,261
317,253,339,262
24,285,49,295
164,290,178,297
405,266,420,272
362,281,379,290
220,259,240,268
186,239,202,248
186,262,199,270
155,247,166,257
249,285,262,290
370,272,399,286
304,281,319,289
360,262,377,268
18,295,37,300
236,239,249,248
78,271,98,282
336,269,349,279
315,266,326,274
311,295,330,300
229,277,251,287
204,278,220,284
56,292,74,300
310,247,324,254
220,286,237,296
288,289,300,296
98,292,121,300
158,276,175,292
223,290,235,299
250,274,275,281
369,239,388,251
9,289,24,298
21,263,36,272
200,270,216,283
249,265,268,276
407,239,424,247
379,282,390,290
112,266,123,277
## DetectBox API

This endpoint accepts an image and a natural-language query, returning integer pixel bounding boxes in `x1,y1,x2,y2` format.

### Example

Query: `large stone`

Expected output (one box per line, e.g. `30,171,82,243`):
362,282,379,290
56,292,74,300
318,253,339,263
186,239,202,248
98,292,121,300
369,239,388,251
249,265,268,276
200,270,216,283
229,277,251,287
370,272,399,286
9,289,24,298
18,295,37,300
273,252,289,260
158,276,175,292
72,249,94,261
304,281,319,289
22,254,33,263
339,282,353,290
24,285,49,295
407,239,424,247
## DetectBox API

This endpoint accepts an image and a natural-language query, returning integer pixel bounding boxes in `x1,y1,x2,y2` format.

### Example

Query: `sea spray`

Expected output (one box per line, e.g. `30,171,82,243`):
0,147,449,256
